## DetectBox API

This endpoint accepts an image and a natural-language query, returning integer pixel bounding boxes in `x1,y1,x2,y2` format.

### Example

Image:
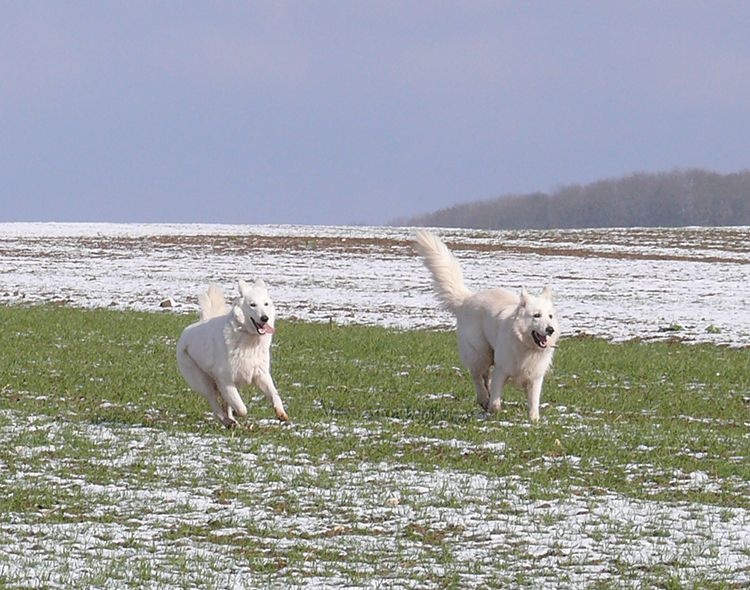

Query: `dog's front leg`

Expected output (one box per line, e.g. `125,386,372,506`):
255,372,289,422
526,379,543,423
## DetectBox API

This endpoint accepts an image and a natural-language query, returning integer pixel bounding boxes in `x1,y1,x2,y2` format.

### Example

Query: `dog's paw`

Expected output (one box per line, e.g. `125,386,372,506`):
222,417,240,429
275,409,289,422
487,400,502,414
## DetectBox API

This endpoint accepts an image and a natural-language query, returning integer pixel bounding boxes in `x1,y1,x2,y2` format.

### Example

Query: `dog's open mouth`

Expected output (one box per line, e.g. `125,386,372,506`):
251,318,276,336
532,330,549,349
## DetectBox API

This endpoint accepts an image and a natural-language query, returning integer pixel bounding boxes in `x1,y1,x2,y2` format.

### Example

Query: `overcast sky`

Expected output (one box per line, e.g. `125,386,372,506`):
2,1,749,226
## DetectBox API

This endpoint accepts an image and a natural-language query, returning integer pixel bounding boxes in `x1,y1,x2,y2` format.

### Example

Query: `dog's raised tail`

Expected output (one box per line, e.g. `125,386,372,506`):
198,283,230,321
414,230,472,311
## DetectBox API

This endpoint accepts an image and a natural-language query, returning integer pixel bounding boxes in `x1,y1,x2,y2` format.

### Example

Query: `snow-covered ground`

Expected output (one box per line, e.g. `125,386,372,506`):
1,222,748,345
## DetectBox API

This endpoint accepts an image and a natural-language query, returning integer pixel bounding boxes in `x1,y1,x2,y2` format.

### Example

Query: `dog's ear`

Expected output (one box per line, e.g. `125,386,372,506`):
519,288,530,307
238,280,252,298
232,304,245,325
254,278,267,291
541,286,553,301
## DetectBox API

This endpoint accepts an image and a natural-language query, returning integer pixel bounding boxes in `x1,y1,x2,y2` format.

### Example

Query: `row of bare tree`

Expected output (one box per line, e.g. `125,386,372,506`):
400,169,750,229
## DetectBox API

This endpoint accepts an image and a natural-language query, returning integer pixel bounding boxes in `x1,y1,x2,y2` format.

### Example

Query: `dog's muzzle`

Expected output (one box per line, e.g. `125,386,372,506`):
532,326,554,349
251,316,275,336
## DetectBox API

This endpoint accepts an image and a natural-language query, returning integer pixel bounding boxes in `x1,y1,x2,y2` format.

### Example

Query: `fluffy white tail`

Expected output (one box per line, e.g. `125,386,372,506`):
198,283,230,321
414,230,472,311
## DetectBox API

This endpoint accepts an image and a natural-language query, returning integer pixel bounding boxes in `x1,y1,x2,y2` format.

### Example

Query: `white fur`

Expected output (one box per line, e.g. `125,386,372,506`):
415,230,559,422
176,279,288,427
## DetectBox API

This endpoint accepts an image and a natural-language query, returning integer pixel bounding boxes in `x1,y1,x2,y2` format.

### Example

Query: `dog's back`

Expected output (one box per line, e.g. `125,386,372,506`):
198,283,230,321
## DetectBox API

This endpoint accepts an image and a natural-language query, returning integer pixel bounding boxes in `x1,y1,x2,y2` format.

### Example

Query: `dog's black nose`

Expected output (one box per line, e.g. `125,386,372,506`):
260,315,269,323
545,326,555,336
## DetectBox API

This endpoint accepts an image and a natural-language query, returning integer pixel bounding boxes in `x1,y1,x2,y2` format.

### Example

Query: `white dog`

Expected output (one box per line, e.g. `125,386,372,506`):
414,230,559,422
176,280,289,427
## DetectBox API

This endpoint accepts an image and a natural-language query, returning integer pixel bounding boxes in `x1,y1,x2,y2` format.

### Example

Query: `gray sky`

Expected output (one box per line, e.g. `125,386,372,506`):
2,1,749,226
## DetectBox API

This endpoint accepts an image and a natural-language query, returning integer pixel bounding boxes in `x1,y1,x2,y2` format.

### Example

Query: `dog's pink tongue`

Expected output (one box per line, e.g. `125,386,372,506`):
263,325,276,335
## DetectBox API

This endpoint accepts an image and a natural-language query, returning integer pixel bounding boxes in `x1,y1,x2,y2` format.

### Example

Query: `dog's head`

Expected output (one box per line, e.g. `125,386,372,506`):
231,279,276,336
516,286,559,350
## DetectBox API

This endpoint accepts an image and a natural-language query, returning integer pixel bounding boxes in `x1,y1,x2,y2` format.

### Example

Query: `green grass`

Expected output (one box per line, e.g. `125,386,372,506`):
0,304,749,589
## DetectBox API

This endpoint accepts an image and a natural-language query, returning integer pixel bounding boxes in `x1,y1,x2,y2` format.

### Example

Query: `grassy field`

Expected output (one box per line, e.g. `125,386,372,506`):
0,304,748,589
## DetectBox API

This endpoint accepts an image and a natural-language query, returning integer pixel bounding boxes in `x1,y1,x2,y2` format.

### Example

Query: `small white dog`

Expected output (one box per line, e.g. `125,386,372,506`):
176,279,289,427
415,230,559,422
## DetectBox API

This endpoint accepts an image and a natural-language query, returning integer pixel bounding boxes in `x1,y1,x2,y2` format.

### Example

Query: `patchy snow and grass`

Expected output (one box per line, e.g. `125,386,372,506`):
1,223,748,346
1,225,749,588
1,411,748,589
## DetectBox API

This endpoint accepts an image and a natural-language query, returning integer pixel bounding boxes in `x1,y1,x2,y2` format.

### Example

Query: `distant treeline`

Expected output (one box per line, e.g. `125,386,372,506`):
398,169,750,229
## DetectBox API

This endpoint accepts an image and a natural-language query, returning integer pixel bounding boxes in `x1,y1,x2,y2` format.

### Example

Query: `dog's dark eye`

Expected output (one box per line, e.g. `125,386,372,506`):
549,314,553,319
533,312,541,318
249,303,256,308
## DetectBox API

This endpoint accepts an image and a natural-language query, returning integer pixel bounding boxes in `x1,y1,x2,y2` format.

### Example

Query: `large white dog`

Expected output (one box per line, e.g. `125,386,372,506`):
414,230,559,422
176,280,289,427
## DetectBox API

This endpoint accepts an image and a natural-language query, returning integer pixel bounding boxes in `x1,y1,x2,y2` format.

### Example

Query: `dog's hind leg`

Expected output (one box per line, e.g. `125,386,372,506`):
459,336,493,411
254,372,289,422
207,389,238,428
217,382,247,421
470,368,491,410
177,352,236,428
464,349,492,411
